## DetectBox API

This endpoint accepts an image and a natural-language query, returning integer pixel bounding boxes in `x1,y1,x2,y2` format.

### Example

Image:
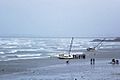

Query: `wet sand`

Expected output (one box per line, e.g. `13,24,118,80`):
0,50,120,80
0,58,120,80
0,57,65,75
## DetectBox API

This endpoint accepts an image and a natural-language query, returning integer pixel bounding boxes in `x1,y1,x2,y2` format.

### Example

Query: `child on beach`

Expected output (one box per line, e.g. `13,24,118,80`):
116,60,119,64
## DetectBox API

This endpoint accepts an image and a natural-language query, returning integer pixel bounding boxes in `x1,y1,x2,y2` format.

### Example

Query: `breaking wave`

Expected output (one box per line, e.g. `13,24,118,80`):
0,37,120,61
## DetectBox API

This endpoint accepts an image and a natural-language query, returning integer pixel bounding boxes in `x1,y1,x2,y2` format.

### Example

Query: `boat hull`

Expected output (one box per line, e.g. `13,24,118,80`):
58,54,73,59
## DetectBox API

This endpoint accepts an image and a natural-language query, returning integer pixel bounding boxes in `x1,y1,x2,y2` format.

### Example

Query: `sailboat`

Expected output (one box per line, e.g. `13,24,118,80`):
58,37,74,59
87,38,105,51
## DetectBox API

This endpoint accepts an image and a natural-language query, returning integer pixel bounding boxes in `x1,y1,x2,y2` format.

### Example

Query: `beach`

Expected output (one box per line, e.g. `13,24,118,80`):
0,53,120,80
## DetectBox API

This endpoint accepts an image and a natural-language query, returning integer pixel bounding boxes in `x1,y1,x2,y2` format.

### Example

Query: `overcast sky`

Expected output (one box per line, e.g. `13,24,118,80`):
0,0,120,37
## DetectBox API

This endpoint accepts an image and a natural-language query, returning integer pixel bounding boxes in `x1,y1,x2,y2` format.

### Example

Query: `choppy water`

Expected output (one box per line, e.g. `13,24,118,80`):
0,37,120,61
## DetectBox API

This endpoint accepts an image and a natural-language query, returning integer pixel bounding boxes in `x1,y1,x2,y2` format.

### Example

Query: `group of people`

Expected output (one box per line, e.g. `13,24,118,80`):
66,58,119,65
90,58,95,65
72,54,86,59
111,59,119,64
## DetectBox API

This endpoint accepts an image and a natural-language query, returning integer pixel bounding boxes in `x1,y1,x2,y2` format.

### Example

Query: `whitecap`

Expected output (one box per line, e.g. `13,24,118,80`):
0,52,5,54
16,54,42,58
8,50,18,53
18,49,40,52
1,46,17,49
7,42,19,45
2,56,47,61
0,54,42,61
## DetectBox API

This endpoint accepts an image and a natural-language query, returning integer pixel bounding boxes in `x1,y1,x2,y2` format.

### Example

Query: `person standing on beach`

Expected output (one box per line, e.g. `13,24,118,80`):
93,58,95,64
90,58,93,64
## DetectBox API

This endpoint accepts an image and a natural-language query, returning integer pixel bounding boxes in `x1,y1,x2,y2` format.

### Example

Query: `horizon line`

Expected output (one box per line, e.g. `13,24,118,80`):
0,35,119,38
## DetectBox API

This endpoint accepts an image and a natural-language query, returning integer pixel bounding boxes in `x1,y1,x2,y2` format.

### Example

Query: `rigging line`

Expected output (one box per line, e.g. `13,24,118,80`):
94,38,106,48
68,37,74,55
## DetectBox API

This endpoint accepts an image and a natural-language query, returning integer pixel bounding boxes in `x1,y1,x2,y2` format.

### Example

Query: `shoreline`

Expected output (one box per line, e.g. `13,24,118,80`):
0,56,119,75
0,49,120,80
0,57,120,80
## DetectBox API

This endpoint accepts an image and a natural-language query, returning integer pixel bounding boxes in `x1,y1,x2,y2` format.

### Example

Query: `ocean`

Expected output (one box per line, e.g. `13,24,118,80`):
0,37,120,61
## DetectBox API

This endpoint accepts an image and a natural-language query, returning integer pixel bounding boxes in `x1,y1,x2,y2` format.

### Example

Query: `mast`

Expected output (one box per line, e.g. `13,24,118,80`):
68,37,74,55
94,38,106,48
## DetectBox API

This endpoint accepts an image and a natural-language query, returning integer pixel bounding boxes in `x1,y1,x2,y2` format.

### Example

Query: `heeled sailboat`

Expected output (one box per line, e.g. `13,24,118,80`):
58,37,74,59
